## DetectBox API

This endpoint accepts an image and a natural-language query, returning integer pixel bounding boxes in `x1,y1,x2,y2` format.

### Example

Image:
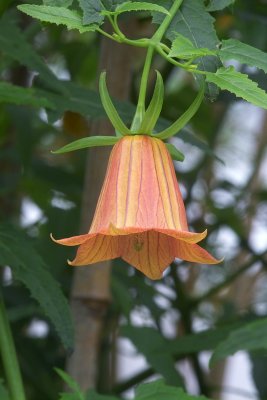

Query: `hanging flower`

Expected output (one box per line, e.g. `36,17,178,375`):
52,135,220,280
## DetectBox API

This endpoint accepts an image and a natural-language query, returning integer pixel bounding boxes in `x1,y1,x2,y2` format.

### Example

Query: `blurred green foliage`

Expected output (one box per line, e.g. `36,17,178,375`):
1,0,267,399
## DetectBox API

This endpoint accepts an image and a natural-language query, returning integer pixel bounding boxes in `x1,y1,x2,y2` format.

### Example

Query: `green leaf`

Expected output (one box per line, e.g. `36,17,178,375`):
0,380,10,400
210,318,267,366
153,0,221,100
0,13,65,94
114,2,169,15
219,38,267,74
137,70,164,134
135,380,211,400
165,143,184,162
205,66,267,109
86,390,119,400
43,0,73,6
121,326,184,386
169,34,217,60
157,84,205,140
0,82,55,109
52,136,119,154
0,224,74,351
55,369,83,399
78,0,104,25
206,0,235,12
99,72,132,135
18,5,98,33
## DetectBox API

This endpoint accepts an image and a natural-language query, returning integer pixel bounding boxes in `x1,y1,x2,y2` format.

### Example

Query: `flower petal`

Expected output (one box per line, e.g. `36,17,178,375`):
121,231,174,280
69,234,120,266
157,228,207,244
50,232,95,246
173,240,221,264
108,224,207,244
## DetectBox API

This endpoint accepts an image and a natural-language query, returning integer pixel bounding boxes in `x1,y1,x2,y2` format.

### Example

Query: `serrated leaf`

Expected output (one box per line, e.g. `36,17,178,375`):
114,1,169,15
169,33,217,60
153,0,221,100
121,326,184,386
137,70,164,134
18,5,98,33
99,72,132,135
52,136,119,154
78,0,104,25
0,82,55,109
210,318,267,366
205,66,267,109
0,224,74,351
135,380,210,400
0,13,65,94
157,84,204,140
43,0,73,6
206,0,235,12
165,143,184,162
219,38,267,74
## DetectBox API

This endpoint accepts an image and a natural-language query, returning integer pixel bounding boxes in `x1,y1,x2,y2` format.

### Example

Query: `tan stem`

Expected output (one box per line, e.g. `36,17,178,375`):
66,21,143,390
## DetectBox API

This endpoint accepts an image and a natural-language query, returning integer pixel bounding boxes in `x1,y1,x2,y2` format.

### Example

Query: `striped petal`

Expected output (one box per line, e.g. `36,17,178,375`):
68,234,120,266
173,240,221,265
121,231,174,280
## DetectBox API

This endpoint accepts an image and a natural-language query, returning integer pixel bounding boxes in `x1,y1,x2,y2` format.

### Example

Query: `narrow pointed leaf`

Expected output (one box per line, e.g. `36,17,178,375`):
205,66,267,109
157,85,205,140
219,39,267,74
99,72,132,135
165,143,185,162
114,2,169,15
52,136,119,154
55,368,83,397
137,71,164,134
18,5,98,33
0,224,74,351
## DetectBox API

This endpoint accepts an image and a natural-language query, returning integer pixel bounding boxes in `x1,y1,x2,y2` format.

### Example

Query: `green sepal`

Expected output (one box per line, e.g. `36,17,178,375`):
99,72,132,136
52,136,119,154
137,70,164,134
157,84,205,140
165,143,185,162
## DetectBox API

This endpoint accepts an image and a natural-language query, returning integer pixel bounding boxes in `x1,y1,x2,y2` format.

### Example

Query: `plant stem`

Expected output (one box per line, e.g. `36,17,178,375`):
131,0,184,131
0,294,26,400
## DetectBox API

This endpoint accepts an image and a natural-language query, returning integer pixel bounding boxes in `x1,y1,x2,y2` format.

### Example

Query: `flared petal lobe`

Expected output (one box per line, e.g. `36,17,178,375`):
52,135,221,279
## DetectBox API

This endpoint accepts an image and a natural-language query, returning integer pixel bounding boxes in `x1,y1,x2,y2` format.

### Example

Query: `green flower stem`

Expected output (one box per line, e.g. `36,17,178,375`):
131,0,184,132
0,294,26,400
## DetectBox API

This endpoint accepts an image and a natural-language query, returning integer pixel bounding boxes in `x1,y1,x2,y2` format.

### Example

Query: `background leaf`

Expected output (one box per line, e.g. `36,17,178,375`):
0,83,54,108
206,0,235,12
135,380,211,400
219,38,267,74
0,224,74,351
153,0,221,100
0,13,65,94
18,5,98,33
121,326,184,386
210,318,267,366
78,0,104,25
205,66,267,109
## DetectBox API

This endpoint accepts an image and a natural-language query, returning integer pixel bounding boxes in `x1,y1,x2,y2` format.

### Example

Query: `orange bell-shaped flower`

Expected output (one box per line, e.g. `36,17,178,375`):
52,135,220,279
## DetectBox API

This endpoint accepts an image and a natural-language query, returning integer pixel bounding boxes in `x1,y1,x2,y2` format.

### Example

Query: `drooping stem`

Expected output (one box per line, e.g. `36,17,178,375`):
131,0,184,132
0,294,26,400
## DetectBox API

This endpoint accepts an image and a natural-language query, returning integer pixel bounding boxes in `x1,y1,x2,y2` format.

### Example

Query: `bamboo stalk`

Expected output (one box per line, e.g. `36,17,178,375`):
66,21,141,390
